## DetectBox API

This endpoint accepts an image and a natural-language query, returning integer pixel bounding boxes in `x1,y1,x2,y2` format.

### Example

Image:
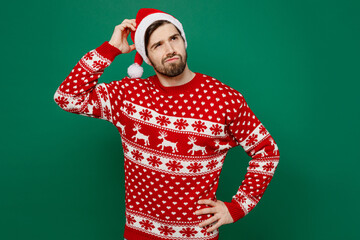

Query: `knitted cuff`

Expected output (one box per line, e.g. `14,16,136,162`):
95,41,122,62
224,200,246,223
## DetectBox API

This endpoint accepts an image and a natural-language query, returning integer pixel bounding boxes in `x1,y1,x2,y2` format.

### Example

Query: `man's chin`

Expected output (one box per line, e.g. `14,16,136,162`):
158,69,184,78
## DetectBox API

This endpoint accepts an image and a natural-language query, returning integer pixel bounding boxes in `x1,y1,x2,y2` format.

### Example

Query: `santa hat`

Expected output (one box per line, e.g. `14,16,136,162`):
127,8,188,78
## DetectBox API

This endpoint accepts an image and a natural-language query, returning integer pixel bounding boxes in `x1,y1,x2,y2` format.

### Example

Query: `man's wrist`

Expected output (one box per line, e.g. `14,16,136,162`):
95,41,122,61
224,201,246,223
108,41,120,49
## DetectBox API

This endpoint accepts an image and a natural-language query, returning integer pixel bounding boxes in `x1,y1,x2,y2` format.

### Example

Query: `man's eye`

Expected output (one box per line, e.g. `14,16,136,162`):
154,37,177,49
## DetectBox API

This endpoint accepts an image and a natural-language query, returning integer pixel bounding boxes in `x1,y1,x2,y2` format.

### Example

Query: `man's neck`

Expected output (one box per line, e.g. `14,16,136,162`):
155,67,196,87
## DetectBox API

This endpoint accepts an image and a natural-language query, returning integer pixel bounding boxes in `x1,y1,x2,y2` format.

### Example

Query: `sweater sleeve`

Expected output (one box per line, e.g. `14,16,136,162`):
223,91,280,223
53,41,122,124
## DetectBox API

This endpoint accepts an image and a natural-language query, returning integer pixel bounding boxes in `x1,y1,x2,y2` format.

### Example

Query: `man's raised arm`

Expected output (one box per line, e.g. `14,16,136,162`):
53,19,137,123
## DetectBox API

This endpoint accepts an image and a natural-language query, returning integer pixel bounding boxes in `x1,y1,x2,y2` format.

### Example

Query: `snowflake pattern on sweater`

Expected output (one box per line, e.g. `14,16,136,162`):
54,41,280,240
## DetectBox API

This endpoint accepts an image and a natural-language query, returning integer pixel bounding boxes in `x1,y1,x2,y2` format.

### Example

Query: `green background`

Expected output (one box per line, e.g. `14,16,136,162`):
1,0,359,239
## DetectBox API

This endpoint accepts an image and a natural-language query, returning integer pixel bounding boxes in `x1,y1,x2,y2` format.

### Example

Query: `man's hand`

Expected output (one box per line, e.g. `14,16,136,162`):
194,199,234,233
109,19,137,54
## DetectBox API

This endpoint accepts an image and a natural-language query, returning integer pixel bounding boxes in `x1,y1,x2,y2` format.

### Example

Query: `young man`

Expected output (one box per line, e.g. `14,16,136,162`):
54,8,280,240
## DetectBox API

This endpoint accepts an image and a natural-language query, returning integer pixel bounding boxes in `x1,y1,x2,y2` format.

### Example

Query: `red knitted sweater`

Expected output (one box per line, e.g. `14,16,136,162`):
54,41,280,240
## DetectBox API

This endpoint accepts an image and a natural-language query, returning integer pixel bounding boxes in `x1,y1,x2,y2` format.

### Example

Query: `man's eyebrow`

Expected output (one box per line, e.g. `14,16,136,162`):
150,33,181,49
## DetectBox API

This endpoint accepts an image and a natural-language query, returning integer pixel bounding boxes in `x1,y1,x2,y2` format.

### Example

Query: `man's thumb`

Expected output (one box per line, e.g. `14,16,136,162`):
130,44,136,52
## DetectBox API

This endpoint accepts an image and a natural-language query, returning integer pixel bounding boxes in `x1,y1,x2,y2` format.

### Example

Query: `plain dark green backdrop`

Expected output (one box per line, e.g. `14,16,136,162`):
1,0,359,239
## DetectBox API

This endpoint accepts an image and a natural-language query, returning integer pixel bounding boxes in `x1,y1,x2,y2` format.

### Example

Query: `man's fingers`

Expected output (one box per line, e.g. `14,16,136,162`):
194,206,217,215
110,19,137,52
198,199,217,207
199,215,220,227
119,23,136,32
122,19,137,28
207,220,223,233
122,18,136,23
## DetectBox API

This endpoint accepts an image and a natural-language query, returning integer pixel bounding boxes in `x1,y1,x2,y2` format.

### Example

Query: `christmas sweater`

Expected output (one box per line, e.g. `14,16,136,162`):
53,41,280,240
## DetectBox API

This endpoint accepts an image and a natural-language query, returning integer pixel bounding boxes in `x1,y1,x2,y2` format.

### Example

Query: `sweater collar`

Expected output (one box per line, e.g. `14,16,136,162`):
151,72,202,95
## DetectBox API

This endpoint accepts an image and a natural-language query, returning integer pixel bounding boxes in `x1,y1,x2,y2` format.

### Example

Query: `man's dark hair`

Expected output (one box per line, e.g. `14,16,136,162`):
145,20,183,58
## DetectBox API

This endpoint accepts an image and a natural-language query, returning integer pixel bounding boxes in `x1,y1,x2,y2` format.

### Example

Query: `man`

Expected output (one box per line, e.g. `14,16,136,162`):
54,8,280,240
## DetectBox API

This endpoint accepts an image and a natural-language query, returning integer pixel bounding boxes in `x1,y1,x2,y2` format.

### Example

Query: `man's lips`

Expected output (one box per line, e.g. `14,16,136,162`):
166,57,179,62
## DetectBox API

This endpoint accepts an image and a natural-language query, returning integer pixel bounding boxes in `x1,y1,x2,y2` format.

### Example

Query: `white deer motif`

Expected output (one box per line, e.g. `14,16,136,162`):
250,148,268,157
187,136,207,155
116,121,126,135
157,131,178,153
270,138,278,154
214,139,231,153
131,123,150,146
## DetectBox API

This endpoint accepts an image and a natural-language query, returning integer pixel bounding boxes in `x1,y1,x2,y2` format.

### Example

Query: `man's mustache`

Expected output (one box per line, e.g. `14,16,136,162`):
164,54,181,62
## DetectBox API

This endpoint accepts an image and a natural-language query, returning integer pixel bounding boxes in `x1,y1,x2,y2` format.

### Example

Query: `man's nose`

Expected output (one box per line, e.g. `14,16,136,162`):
164,42,176,54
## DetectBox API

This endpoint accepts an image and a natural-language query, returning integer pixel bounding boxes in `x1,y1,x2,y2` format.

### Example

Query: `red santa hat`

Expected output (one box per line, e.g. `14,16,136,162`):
127,8,188,78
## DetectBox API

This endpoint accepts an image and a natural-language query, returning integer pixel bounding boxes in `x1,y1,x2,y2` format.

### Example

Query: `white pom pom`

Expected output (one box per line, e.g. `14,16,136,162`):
127,63,143,78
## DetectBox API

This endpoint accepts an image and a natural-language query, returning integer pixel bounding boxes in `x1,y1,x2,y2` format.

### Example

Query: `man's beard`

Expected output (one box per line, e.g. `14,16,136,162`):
149,51,187,77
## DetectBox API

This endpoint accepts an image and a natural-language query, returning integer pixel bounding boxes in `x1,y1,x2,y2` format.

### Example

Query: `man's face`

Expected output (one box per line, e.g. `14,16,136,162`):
146,23,187,77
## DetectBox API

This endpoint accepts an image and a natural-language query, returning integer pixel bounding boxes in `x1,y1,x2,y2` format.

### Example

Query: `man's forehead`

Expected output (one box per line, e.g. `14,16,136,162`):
149,24,179,42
